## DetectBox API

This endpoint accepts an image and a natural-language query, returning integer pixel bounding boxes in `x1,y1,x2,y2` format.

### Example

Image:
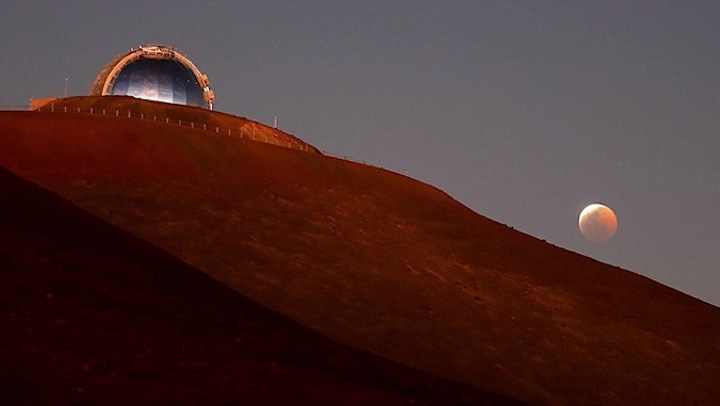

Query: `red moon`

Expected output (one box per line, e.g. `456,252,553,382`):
578,203,618,242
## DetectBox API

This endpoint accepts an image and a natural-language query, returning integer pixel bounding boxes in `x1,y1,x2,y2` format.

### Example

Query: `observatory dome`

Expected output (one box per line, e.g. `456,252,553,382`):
90,45,214,110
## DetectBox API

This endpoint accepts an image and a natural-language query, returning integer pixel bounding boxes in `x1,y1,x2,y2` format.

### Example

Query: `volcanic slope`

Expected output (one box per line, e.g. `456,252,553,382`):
0,168,513,404
32,95,318,153
2,105,720,404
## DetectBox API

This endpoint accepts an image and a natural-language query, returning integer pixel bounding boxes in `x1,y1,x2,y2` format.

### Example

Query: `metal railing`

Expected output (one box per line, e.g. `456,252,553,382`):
34,103,314,153
28,103,420,186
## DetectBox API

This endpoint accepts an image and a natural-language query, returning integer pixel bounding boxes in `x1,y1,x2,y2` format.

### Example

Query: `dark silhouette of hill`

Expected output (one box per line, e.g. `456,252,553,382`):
1,102,719,404
0,168,515,404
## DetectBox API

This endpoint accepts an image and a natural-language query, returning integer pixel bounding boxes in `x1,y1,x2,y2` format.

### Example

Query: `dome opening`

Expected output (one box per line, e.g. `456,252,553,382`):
109,59,206,108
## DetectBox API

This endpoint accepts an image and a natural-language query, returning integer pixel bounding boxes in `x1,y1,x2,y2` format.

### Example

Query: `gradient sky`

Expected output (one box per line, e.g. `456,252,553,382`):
2,1,718,306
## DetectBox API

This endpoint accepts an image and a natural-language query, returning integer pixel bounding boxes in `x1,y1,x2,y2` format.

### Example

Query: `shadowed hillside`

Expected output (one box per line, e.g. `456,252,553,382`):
0,168,515,404
2,105,719,404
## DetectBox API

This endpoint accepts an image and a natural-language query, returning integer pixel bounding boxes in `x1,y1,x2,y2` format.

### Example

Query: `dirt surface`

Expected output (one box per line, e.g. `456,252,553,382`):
2,105,720,404
33,96,319,154
0,168,516,404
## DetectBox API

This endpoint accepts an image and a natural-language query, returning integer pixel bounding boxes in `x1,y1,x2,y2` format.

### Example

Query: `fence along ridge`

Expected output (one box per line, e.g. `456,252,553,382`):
32,103,400,176
35,103,312,153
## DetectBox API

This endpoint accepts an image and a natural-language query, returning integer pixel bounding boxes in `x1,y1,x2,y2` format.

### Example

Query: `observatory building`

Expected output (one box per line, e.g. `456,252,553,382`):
90,45,215,110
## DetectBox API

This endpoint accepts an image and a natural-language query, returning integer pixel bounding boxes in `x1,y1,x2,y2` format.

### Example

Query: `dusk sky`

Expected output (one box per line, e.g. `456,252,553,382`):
2,1,718,306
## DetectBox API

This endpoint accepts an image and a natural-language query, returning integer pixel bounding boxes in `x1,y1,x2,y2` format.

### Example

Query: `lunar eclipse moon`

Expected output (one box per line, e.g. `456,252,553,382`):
578,203,618,242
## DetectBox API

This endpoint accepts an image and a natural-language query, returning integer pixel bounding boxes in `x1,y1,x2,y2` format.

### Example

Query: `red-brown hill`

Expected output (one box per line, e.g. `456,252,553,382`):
1,102,719,404
32,95,319,153
0,167,514,404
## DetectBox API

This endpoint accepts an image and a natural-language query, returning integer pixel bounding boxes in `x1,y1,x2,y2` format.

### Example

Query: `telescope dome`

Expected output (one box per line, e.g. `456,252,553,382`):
90,45,214,110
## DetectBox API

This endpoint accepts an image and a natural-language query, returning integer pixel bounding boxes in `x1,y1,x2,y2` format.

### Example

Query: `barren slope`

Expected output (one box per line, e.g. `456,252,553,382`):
0,168,512,404
2,107,719,404
33,96,318,153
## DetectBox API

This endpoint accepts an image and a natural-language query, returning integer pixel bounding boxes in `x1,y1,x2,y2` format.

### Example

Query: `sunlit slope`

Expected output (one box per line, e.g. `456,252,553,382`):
1,109,719,404
0,168,509,404
33,96,319,153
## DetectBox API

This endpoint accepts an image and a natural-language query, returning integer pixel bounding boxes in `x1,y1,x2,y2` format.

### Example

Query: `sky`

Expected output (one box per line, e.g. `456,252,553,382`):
1,1,718,306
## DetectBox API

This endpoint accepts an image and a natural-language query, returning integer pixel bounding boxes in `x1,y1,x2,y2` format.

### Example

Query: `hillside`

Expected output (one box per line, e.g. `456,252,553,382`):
0,168,513,404
2,104,719,404
31,95,318,153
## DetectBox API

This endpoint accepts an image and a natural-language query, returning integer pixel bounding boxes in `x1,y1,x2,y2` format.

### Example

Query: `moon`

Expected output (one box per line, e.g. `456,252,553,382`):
578,203,618,242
